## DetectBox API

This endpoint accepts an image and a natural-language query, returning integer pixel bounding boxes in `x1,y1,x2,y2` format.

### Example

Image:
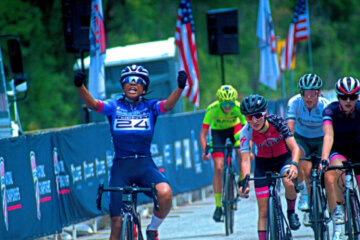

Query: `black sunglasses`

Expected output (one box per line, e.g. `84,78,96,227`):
338,94,358,101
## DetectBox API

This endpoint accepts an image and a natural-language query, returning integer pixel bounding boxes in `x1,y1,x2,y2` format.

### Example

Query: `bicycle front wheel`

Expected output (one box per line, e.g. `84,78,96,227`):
351,192,360,239
267,195,283,240
311,181,321,239
223,168,235,236
346,190,360,240
120,214,134,240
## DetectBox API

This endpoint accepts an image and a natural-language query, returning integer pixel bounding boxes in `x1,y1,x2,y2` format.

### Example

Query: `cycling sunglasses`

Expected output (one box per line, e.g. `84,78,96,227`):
220,101,235,108
338,94,359,101
121,76,147,85
300,90,318,98
246,112,266,122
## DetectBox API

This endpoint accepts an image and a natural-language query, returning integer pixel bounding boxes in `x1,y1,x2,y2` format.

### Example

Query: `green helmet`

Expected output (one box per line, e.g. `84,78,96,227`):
298,73,323,90
216,85,238,102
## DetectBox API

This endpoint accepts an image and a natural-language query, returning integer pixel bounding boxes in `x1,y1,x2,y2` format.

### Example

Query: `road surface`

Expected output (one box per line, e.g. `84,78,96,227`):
78,184,334,240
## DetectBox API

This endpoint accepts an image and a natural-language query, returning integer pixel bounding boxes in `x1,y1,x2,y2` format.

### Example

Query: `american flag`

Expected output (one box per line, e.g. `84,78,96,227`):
281,0,310,70
175,0,200,107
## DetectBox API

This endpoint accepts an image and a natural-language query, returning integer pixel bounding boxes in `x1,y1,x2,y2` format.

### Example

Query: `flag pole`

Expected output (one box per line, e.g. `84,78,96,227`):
307,38,313,72
305,0,313,72
220,54,225,85
280,73,286,99
290,70,294,95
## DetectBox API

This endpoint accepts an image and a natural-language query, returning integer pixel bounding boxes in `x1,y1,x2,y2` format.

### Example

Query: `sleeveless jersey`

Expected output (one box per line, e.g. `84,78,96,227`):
96,97,167,159
202,100,246,130
240,114,293,158
323,101,360,156
286,94,329,138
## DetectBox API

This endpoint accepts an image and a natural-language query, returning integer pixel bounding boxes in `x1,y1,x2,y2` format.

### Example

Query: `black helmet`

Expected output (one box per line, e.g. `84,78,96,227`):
120,65,150,90
240,94,268,115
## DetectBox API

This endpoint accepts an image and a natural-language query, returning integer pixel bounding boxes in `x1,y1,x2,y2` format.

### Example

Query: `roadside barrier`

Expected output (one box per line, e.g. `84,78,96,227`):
0,98,287,239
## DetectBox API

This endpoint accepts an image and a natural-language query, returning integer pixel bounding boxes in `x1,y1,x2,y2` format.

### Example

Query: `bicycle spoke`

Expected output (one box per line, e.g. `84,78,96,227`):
346,190,354,240
268,196,282,240
229,173,235,234
352,194,360,238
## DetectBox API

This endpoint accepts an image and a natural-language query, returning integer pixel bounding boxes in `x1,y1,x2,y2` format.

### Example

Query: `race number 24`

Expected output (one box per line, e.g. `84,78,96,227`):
115,118,150,130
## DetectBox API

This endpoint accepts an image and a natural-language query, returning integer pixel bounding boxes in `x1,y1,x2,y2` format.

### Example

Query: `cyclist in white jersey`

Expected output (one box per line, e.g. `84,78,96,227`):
286,73,329,225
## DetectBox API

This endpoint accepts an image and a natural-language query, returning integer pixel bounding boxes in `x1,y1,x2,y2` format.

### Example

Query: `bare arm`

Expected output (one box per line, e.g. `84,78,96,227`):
200,127,208,152
240,152,251,178
162,71,187,111
239,151,251,197
321,124,334,161
162,88,184,111
287,120,295,135
285,136,300,179
77,85,99,111
200,127,211,161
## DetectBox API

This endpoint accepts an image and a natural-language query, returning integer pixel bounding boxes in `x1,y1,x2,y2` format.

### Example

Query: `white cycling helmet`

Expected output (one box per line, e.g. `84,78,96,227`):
120,65,150,90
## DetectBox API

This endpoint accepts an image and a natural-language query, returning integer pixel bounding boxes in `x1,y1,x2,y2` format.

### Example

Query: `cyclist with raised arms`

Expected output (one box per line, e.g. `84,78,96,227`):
321,77,360,240
199,85,247,222
286,73,329,225
74,65,187,240
238,94,301,240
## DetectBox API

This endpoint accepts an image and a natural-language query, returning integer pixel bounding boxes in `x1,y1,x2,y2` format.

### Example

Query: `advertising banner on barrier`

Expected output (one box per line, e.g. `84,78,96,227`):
0,110,214,239
53,123,112,226
152,111,212,195
0,133,62,240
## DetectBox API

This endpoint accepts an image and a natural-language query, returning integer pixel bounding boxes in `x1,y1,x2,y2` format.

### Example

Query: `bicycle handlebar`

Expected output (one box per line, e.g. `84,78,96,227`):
96,183,160,211
205,144,240,155
240,171,302,194
325,161,360,172
240,172,286,194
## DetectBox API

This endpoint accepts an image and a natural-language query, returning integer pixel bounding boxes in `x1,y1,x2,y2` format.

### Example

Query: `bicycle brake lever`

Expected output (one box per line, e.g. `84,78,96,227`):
205,145,210,155
96,184,104,210
240,174,250,194
321,159,329,169
154,197,160,211
291,179,303,193
151,183,160,211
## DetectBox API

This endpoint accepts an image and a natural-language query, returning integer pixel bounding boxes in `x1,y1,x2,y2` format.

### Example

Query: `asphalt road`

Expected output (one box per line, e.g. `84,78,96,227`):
78,183,335,240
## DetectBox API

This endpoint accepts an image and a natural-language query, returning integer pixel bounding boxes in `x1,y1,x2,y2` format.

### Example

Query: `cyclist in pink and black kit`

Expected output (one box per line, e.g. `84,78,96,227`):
321,77,360,240
238,94,301,240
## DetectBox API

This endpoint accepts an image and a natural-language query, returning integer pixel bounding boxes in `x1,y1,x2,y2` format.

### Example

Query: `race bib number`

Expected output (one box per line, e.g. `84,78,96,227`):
114,116,151,130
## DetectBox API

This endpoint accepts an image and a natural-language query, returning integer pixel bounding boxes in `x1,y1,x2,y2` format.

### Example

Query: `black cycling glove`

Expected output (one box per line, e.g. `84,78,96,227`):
74,72,87,87
177,70,187,89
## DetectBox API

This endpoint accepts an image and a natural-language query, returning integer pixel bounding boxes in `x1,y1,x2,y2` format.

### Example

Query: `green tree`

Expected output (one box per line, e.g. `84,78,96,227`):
1,0,359,130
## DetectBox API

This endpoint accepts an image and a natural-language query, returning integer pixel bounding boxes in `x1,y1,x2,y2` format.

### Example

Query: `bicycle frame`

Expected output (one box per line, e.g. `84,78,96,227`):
96,183,159,240
242,172,293,240
303,154,330,240
205,138,240,236
326,160,360,240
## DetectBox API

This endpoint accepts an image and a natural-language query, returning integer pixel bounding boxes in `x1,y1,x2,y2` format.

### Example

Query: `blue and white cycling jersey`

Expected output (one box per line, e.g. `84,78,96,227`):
96,97,167,159
286,94,329,138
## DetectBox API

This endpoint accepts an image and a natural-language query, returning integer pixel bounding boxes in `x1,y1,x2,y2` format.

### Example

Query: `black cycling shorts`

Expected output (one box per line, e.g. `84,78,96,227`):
254,153,292,198
210,127,236,155
109,157,168,217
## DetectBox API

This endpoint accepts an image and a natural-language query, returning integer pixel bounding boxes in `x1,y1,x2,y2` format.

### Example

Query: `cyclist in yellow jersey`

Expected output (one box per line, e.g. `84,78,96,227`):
200,85,247,222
